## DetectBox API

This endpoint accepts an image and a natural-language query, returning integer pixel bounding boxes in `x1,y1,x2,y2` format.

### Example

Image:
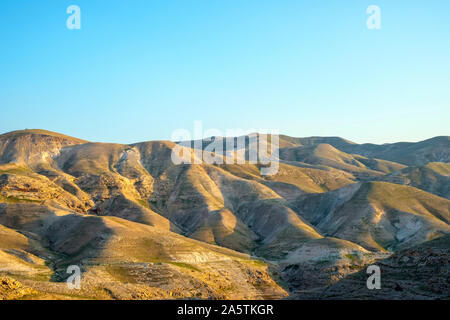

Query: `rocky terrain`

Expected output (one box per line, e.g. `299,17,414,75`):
0,129,448,300
292,235,450,299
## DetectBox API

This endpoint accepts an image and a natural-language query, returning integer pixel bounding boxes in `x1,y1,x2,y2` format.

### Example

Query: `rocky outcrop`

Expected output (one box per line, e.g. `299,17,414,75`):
0,276,38,300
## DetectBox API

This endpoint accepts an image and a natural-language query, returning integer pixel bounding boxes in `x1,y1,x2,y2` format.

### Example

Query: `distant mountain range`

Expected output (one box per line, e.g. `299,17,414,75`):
0,129,448,300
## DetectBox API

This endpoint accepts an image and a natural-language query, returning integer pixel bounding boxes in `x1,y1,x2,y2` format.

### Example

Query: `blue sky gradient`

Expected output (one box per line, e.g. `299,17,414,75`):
1,0,449,144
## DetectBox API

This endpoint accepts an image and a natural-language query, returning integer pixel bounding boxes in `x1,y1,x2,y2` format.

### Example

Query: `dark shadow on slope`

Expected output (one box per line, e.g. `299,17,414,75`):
88,194,179,232
0,203,115,283
45,214,115,283
290,235,450,300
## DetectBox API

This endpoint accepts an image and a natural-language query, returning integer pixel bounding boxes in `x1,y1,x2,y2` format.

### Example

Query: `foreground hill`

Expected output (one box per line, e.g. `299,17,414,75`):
0,129,448,299
0,202,287,299
293,235,450,299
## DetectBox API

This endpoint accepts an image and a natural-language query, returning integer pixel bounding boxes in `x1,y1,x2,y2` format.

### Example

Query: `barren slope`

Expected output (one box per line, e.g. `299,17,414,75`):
0,130,449,300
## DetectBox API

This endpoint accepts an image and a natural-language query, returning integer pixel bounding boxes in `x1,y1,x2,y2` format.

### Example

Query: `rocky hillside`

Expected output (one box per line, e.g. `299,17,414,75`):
292,235,450,299
0,129,448,299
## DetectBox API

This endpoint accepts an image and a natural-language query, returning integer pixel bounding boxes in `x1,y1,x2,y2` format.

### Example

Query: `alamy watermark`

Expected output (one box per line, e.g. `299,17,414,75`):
171,121,280,176
66,5,81,30
366,265,381,290
66,265,81,290
366,5,381,30
66,5,379,31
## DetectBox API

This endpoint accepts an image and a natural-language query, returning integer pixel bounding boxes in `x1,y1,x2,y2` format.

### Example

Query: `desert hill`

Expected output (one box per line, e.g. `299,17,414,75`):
0,129,448,299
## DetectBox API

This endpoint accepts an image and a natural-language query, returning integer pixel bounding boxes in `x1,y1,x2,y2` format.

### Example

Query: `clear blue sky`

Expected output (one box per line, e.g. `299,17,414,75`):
1,0,449,144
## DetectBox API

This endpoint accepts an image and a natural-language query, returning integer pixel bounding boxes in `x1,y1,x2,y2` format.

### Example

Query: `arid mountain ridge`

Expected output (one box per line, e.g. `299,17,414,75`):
0,129,448,299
